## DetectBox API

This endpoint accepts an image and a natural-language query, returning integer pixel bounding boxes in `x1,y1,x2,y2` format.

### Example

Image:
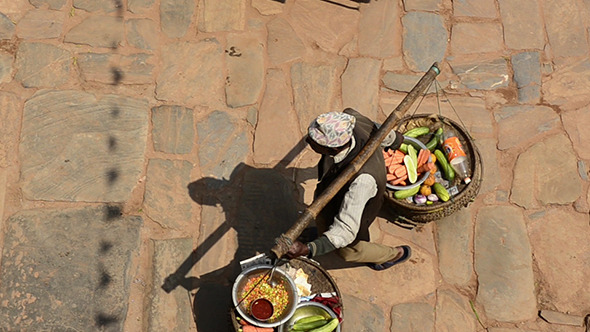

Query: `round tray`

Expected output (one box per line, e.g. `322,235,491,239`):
383,114,483,226
230,257,343,331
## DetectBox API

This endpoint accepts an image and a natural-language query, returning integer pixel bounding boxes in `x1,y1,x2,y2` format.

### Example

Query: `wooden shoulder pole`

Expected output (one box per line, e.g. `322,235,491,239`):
271,63,441,259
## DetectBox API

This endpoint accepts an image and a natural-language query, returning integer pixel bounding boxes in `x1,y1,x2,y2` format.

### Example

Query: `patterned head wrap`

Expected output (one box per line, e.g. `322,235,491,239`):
308,112,356,148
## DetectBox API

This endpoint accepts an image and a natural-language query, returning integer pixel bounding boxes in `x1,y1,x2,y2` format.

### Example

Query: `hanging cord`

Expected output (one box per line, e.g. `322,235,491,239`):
395,78,435,132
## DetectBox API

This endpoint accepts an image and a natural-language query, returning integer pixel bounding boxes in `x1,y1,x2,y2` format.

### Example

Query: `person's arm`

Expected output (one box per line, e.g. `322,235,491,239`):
287,173,378,259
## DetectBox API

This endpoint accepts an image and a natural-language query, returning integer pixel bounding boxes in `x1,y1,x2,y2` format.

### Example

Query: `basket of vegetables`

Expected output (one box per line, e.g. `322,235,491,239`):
383,114,482,226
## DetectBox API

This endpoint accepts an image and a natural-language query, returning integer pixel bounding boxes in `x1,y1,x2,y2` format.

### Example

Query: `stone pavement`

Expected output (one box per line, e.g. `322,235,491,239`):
0,0,589,331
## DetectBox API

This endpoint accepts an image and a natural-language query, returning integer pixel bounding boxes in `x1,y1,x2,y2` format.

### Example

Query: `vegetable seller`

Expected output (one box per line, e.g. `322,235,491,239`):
286,109,412,271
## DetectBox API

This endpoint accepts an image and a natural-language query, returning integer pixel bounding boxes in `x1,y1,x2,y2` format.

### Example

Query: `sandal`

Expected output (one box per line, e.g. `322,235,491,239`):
368,245,412,271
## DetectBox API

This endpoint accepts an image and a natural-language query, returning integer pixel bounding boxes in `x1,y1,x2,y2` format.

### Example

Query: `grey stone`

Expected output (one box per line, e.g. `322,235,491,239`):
128,0,155,13
16,9,64,39
403,0,442,11
160,0,194,38
151,105,194,154
156,40,224,105
475,205,537,322
15,42,70,88
359,0,401,58
266,17,305,66
435,290,477,331
254,69,301,164
451,22,504,55
0,13,15,39
402,12,447,72
65,16,124,48
495,105,559,150
199,0,245,32
0,207,142,331
225,33,264,108
542,59,590,111
342,58,381,120
148,238,194,332
578,160,588,180
450,58,510,90
390,302,434,332
343,295,385,331
197,111,249,181
512,52,541,103
382,72,446,95
29,0,66,10
20,90,148,202
0,52,12,83
144,159,193,229
543,0,589,58
73,0,118,12
499,0,544,50
511,134,582,208
0,92,19,168
539,310,585,326
126,19,159,50
453,0,497,18
436,208,473,286
77,53,154,85
291,62,339,133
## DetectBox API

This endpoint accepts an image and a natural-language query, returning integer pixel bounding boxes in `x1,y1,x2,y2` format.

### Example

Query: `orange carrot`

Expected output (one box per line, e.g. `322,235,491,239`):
394,165,407,178
417,162,435,174
390,174,408,185
387,173,396,181
384,156,393,166
389,163,404,174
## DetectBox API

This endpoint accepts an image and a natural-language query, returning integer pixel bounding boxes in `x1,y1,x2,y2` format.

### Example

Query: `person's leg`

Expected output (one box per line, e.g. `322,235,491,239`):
336,241,403,264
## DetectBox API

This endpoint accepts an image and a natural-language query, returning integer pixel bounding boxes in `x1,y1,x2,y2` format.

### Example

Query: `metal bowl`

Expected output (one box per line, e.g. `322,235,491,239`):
386,135,432,191
277,301,341,332
232,265,299,328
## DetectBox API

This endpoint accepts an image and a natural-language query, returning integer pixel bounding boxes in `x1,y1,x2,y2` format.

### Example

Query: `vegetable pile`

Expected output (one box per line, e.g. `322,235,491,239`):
288,315,339,332
240,274,290,322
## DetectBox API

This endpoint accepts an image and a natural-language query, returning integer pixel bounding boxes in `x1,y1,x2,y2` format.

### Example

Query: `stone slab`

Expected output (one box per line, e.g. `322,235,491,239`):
144,159,193,229
562,106,590,160
0,13,15,39
266,17,305,66
73,0,118,12
289,0,359,54
342,57,381,120
436,208,473,286
160,0,194,38
0,92,19,168
0,51,13,82
511,134,582,208
148,238,194,332
15,42,70,88
451,22,503,55
151,105,194,154
450,58,509,90
435,290,477,332
198,0,245,32
128,0,155,13
543,0,589,58
291,62,338,134
358,0,401,58
65,16,124,48
225,33,264,108
253,69,301,165
16,9,64,39
20,90,148,202
528,209,590,314
403,0,442,11
342,295,385,332
475,137,500,194
499,0,544,50
402,11,447,72
542,59,590,111
126,19,159,51
252,0,284,15
453,0,497,18
0,207,142,331
390,302,434,332
197,111,249,181
495,105,559,150
29,0,66,10
475,205,537,322
539,310,585,327
194,203,238,275
77,53,154,85
156,40,223,105
512,52,541,103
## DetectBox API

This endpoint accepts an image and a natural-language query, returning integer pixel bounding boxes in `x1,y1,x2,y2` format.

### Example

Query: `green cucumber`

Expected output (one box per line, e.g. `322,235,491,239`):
403,126,430,138
433,149,455,182
308,318,339,332
292,319,329,331
425,128,443,151
399,143,408,154
433,183,450,202
394,185,420,199
294,315,326,325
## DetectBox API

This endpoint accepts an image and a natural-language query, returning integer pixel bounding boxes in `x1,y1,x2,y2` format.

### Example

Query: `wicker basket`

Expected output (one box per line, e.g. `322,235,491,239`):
230,257,343,331
383,114,482,227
